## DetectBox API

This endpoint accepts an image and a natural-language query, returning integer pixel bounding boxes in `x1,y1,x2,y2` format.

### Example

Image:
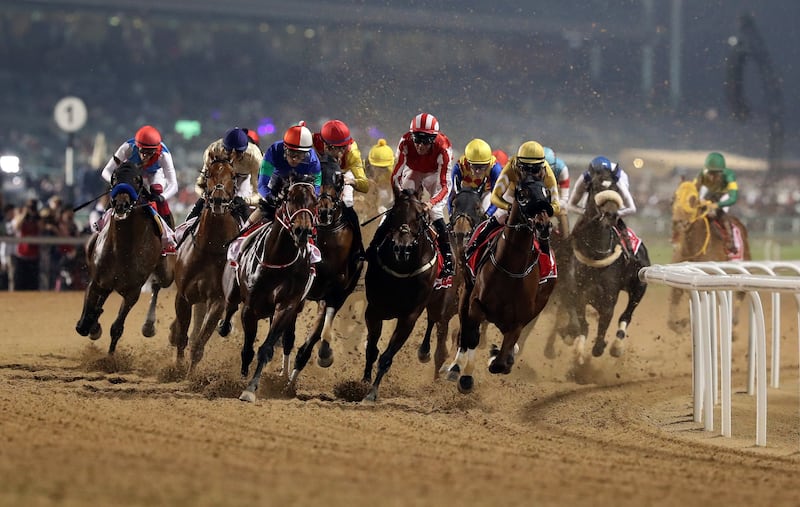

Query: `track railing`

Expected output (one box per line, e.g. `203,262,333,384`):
638,261,800,447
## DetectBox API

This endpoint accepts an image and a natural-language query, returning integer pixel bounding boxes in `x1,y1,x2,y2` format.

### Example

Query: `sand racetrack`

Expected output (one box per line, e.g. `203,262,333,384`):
0,285,797,507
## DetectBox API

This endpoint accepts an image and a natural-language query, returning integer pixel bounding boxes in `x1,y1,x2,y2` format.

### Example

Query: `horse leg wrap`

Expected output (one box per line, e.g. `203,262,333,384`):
433,219,453,276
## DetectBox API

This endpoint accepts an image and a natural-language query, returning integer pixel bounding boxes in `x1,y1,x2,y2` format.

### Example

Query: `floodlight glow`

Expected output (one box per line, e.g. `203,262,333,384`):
0,155,20,173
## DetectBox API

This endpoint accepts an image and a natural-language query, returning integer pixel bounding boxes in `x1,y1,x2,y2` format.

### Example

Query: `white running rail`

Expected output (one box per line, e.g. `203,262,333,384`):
638,261,800,447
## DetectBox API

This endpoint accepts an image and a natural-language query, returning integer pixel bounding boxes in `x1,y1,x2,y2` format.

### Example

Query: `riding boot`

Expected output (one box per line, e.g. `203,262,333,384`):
185,197,205,222
343,205,365,261
433,218,454,278
536,220,552,255
722,215,737,254
464,215,499,259
616,218,632,257
366,215,391,259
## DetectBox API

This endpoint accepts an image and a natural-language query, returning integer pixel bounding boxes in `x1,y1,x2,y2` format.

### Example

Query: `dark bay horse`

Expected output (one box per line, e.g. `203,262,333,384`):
449,175,556,394
284,155,364,389
218,174,318,402
75,161,174,354
418,187,486,379
362,186,438,401
668,180,750,330
560,168,650,363
168,157,240,370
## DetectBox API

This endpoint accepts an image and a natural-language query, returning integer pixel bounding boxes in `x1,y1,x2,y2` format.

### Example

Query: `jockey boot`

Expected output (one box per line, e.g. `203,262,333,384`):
722,216,737,254
433,218,454,278
185,197,205,222
342,205,366,261
617,218,632,257
162,212,175,230
464,215,499,260
536,220,552,255
366,215,391,259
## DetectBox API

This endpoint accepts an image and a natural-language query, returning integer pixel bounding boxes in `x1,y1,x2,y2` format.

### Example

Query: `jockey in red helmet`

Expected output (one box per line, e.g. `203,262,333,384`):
100,125,178,250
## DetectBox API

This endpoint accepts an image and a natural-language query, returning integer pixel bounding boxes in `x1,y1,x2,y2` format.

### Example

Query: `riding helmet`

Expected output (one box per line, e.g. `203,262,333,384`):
223,127,249,153
704,152,726,173
465,138,493,165
368,139,395,168
135,125,162,149
283,121,313,152
321,120,353,147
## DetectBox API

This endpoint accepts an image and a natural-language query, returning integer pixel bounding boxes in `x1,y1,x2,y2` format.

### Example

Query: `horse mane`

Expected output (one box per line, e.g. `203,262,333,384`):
320,154,341,188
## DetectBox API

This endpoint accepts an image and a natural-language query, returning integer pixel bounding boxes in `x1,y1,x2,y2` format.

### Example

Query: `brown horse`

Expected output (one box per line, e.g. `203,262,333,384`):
75,161,174,354
669,180,751,330
362,186,438,401
449,175,556,394
556,167,650,363
417,187,486,379
218,174,318,402
284,154,364,388
168,157,240,370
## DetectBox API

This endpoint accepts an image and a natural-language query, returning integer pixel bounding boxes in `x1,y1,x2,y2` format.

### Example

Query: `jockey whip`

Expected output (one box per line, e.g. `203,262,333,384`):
72,189,111,212
361,208,391,226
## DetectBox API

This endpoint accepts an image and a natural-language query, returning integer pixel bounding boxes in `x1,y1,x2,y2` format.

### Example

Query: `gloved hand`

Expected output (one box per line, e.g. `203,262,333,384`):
149,192,165,204
231,196,247,209
702,200,718,210
259,194,278,212
149,185,165,203
343,171,356,186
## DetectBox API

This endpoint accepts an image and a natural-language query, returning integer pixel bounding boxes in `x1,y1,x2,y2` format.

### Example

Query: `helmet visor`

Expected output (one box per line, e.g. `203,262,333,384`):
412,133,437,145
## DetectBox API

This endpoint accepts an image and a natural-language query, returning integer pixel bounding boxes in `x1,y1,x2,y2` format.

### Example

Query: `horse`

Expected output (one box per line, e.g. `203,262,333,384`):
218,174,318,402
75,161,174,354
168,157,240,370
448,174,556,394
417,187,486,379
362,186,438,401
668,180,751,330
559,167,650,363
283,154,364,389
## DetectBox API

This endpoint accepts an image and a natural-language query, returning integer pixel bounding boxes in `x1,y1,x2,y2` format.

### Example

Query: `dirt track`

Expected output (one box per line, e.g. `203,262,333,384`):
0,286,797,507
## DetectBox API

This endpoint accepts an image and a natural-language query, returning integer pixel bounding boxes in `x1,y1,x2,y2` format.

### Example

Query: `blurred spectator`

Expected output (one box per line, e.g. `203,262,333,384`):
10,198,42,290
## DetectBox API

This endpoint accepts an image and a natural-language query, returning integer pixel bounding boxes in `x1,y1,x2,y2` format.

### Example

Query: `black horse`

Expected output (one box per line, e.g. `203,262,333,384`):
558,167,650,363
362,186,438,401
75,161,174,354
283,154,364,389
417,187,486,379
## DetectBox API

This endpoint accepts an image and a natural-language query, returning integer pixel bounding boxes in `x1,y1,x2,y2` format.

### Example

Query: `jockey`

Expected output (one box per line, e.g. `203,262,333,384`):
365,138,396,214
366,112,455,283
448,138,502,217
568,156,637,254
694,151,739,254
185,127,262,223
543,146,571,234
100,125,178,251
312,119,368,261
466,141,559,258
244,121,321,228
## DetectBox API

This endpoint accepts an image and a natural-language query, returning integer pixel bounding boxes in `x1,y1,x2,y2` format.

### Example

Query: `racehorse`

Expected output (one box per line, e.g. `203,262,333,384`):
668,180,750,330
168,157,240,370
284,154,364,389
417,187,486,379
449,174,556,394
75,161,174,354
218,174,317,402
362,186,438,401
560,167,650,363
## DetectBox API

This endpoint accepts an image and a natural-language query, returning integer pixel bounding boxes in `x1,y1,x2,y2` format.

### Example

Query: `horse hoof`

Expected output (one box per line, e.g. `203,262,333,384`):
562,335,576,346
610,339,625,358
446,364,460,382
142,323,156,338
616,329,626,340
239,390,256,403
363,390,378,402
592,341,606,357
218,320,231,337
458,375,474,394
317,352,334,368
417,350,431,363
